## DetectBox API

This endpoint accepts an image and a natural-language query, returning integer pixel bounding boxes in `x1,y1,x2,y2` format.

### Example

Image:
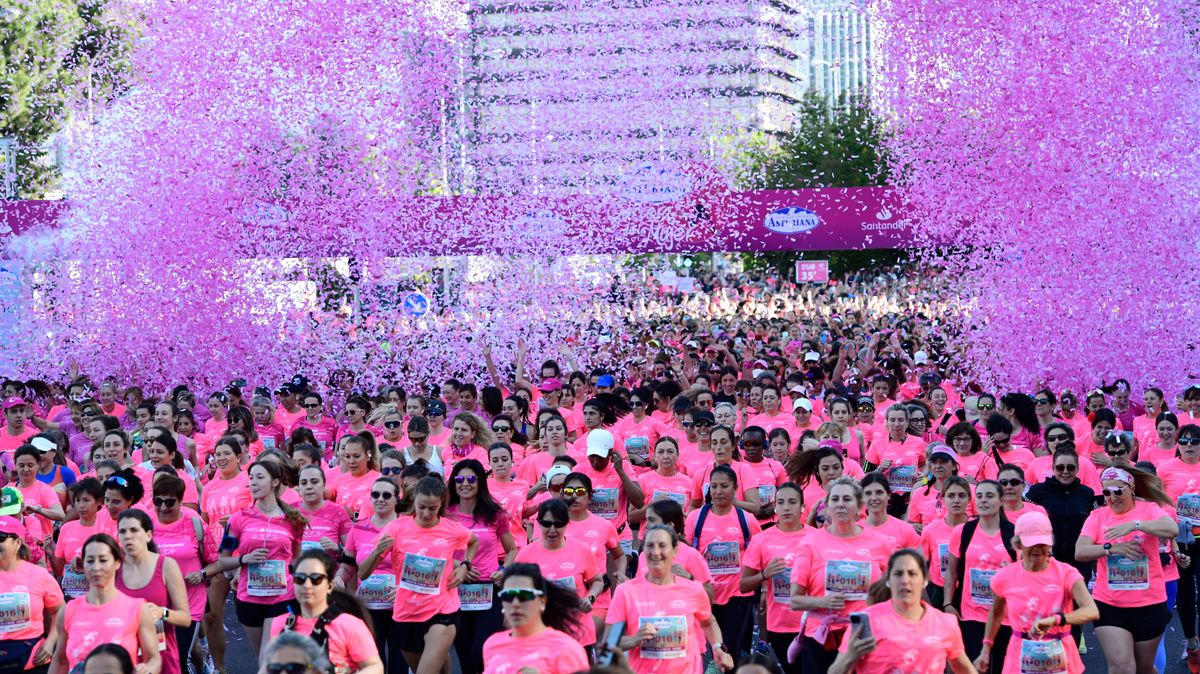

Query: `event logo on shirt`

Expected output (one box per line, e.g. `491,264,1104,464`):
764,207,821,235
669,599,688,609
105,617,123,628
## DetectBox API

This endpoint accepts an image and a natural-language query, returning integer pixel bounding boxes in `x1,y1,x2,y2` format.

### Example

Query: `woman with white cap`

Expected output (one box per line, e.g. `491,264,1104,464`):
974,511,1099,673
1075,465,1177,674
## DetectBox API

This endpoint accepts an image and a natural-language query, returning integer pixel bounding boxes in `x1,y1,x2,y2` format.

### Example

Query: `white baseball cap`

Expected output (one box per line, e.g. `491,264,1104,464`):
586,429,615,457
792,398,813,412
914,350,929,365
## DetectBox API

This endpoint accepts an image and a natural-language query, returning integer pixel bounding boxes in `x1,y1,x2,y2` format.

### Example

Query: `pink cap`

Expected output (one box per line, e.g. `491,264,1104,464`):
1014,511,1054,548
2,396,27,410
538,378,563,393
0,515,28,540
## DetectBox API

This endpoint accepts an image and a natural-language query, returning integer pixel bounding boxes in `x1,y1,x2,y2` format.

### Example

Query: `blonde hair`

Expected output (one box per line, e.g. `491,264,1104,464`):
816,421,849,444
452,412,495,449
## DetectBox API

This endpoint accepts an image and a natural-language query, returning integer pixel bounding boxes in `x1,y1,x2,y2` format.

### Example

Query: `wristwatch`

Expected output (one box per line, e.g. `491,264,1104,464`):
713,642,727,653
1103,543,1113,556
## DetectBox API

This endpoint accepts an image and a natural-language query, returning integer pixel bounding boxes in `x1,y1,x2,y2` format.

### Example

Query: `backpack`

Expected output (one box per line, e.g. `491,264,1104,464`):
692,504,751,549
951,518,1016,610
282,604,345,653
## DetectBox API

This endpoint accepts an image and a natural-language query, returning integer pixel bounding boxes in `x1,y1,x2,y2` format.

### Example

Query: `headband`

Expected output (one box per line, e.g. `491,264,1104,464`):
1100,467,1134,485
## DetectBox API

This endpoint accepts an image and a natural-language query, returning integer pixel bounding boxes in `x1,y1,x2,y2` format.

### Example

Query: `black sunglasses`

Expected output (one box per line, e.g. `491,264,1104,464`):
1033,398,1051,405
1046,434,1071,443
998,478,1024,487
293,572,327,585
1054,464,1078,472
384,420,402,429
266,664,311,674
492,425,512,433
303,403,321,409
381,467,403,476
977,403,996,410
1180,437,1200,446
152,497,178,508
537,519,566,529
409,435,428,443
370,491,396,500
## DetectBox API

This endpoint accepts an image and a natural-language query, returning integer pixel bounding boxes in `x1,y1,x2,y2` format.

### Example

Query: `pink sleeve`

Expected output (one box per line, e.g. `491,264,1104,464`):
200,516,220,564
903,524,921,549
942,612,965,658
39,570,65,609
555,638,591,673
688,552,713,583
691,582,713,622
742,538,764,570
865,439,881,465
690,473,704,502
335,616,380,665
605,522,619,551
789,543,812,585
606,584,629,624
1079,510,1102,542
948,525,962,559
1140,501,1169,521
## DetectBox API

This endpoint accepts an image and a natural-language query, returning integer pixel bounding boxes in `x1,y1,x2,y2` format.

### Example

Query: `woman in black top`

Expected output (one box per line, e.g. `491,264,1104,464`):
1026,444,1095,581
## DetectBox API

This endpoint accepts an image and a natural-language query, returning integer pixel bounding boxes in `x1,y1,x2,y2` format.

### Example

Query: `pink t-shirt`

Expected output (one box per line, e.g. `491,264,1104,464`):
865,435,926,493
343,518,397,611
16,479,61,536
790,527,890,639
300,501,353,553
992,446,1037,472
56,517,115,598
333,470,381,522
1160,458,1200,525
290,416,338,458
1080,500,1170,607
447,505,510,577
990,559,1085,674
152,511,217,620
607,576,713,674
267,613,379,670
63,592,146,671
688,461,761,506
0,561,63,640
747,411,793,436
376,515,472,621
489,479,532,548
742,457,787,521
684,506,762,604
836,601,965,674
637,472,694,513
481,626,590,674
634,543,712,586
515,539,600,644
615,415,667,465
742,525,809,632
227,508,302,604
948,523,1014,623
200,471,252,532
576,462,632,538
863,515,921,551
571,428,626,460
957,451,998,484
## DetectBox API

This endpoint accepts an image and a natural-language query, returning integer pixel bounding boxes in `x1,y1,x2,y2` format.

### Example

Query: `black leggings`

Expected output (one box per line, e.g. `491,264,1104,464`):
766,630,801,674
175,621,199,674
713,596,756,659
369,608,401,674
1179,540,1200,640
799,634,840,674
0,638,39,674
454,597,504,674
960,620,1012,674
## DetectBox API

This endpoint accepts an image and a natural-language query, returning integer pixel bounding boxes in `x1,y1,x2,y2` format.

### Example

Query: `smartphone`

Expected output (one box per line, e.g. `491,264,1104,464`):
849,612,872,641
596,621,625,667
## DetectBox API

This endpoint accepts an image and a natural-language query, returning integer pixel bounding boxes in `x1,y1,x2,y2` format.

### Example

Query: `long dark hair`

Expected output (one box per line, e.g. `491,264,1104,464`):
292,549,374,630
1001,393,1040,436
446,459,502,526
500,563,584,635
116,509,159,553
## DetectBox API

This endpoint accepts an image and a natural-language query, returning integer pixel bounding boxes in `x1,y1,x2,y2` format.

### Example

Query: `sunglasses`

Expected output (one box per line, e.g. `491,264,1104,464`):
1180,437,1200,446
454,475,478,485
910,417,927,423
1102,488,1126,498
1107,449,1130,457
492,425,512,433
630,401,646,408
292,572,327,585
857,406,875,413
537,519,567,530
561,487,588,497
384,421,402,429
991,437,1011,446
1046,434,1071,443
0,533,19,543
681,422,693,428
998,478,1024,487
152,497,178,508
381,467,403,476
303,403,321,409
106,476,129,487
409,435,428,443
346,408,363,415
1054,464,1078,472
977,404,996,411
370,491,396,500
498,588,544,603
267,664,312,674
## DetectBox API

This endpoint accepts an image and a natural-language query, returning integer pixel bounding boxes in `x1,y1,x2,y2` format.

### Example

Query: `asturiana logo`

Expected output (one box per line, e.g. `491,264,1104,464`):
764,207,821,234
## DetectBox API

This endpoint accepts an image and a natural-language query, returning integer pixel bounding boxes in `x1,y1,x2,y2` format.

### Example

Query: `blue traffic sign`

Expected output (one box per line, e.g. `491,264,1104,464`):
402,291,431,317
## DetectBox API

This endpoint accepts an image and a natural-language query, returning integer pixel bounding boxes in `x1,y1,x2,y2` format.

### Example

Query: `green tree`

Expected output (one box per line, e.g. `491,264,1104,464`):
734,91,904,277
1,0,131,198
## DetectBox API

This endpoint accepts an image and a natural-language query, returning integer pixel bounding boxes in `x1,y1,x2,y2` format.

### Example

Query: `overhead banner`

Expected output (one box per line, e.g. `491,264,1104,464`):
0,185,913,255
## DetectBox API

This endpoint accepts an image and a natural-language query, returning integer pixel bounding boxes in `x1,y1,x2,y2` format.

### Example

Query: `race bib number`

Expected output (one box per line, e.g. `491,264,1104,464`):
938,543,950,576
458,583,493,611
825,560,871,600
399,553,445,595
262,437,276,451
758,484,776,504
1020,639,1068,674
300,540,323,552
1107,554,1150,591
620,538,634,555
638,616,688,660
625,436,650,461
247,560,288,597
61,569,88,598
0,593,32,634
1179,494,1200,524
551,576,577,591
888,465,919,493
704,541,741,575
590,488,619,520
969,568,998,606
771,572,791,604
357,573,396,611
652,491,688,507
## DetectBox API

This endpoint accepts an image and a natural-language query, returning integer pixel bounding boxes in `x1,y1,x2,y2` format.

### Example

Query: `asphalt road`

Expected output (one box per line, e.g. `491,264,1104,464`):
220,597,1189,674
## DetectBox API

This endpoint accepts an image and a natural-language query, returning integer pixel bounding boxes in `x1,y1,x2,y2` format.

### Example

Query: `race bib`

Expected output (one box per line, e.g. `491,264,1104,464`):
262,437,276,451
638,616,688,660
771,572,791,604
1107,554,1150,591
0,593,32,634
758,484,776,504
625,436,650,461
399,553,445,595
458,583,493,611
357,573,396,610
300,540,323,552
969,568,998,606
1179,494,1200,524
247,560,288,597
1020,639,1068,674
590,488,619,520
620,538,634,555
704,541,741,575
825,560,871,600
888,465,919,493
938,543,950,576
61,569,88,598
551,576,577,591
651,491,688,507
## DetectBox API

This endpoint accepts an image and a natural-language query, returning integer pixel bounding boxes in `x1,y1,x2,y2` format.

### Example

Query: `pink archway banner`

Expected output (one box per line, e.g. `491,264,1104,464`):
0,186,912,254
